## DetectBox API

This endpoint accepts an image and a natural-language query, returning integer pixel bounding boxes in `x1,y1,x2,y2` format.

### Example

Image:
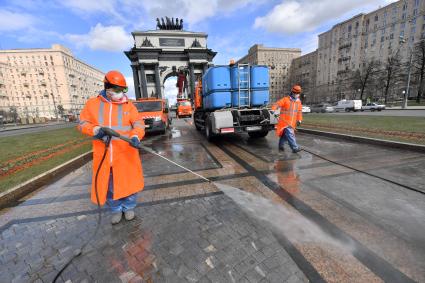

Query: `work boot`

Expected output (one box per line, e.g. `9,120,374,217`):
124,210,135,221
111,212,123,225
279,146,285,152
292,147,302,153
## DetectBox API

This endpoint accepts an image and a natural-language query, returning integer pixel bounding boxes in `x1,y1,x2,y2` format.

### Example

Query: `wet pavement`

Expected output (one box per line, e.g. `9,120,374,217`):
1,118,425,282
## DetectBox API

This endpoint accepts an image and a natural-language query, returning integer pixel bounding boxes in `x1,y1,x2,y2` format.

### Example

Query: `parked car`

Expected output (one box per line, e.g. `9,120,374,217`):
334,100,362,112
302,105,311,113
311,103,335,113
361,103,386,111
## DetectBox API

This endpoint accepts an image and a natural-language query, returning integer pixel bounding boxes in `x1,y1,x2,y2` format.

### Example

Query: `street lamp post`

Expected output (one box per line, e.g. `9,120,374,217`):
50,93,59,122
399,36,414,109
403,49,413,109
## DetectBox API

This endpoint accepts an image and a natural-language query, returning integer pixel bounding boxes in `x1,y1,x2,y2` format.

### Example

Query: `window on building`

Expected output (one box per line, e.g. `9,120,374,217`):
413,9,418,16
402,13,406,20
403,3,407,11
415,0,420,6
375,14,379,21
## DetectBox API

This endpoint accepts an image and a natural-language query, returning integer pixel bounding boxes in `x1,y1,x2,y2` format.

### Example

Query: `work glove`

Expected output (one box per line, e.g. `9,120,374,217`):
93,126,106,140
296,121,302,127
130,137,140,149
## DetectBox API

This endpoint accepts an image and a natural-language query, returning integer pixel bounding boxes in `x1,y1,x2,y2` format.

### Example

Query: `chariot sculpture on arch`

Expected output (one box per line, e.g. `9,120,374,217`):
156,17,184,30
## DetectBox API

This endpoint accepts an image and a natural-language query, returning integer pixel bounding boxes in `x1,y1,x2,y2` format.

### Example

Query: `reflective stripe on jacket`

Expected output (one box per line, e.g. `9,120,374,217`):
78,94,145,205
272,96,303,137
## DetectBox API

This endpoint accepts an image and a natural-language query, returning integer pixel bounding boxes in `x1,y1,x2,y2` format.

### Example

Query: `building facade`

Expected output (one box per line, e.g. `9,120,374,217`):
313,0,425,103
289,50,318,104
237,44,301,102
0,44,104,120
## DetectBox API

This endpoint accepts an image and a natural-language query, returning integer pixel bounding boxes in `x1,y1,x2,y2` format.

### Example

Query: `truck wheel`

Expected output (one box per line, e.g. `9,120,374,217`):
205,117,215,142
248,130,268,138
371,108,375,112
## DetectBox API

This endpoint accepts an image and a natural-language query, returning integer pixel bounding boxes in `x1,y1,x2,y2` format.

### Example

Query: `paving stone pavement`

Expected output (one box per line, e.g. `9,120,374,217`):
0,194,308,283
2,119,425,282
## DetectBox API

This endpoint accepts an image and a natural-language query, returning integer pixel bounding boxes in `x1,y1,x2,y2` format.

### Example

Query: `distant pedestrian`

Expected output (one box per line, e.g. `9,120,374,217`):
78,70,146,224
272,85,303,153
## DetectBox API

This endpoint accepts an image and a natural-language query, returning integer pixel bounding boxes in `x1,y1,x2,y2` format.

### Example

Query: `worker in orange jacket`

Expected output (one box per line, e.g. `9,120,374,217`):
272,85,303,153
78,70,145,224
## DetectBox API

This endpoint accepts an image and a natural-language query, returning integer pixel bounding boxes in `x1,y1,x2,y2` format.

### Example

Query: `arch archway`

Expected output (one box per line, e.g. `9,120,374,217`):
125,19,216,100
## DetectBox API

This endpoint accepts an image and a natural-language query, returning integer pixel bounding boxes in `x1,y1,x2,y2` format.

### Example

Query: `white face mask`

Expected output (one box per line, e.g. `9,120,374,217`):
107,90,124,101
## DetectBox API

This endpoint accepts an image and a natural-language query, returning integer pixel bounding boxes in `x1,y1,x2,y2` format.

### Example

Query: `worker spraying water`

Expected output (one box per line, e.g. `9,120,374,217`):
78,70,146,225
272,85,303,153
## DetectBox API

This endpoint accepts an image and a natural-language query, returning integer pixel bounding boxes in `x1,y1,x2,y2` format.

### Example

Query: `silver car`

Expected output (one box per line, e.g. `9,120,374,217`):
311,103,335,113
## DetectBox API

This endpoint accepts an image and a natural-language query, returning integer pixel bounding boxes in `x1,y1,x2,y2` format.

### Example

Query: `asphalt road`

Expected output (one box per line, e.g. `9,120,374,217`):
311,109,425,117
0,122,75,138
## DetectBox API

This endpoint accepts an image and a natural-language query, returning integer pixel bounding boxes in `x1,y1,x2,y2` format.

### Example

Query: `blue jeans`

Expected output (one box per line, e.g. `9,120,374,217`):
279,127,299,150
106,169,137,213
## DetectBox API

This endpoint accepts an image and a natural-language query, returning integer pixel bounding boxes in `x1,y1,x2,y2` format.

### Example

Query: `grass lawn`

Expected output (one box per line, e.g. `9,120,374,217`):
389,100,425,107
0,127,91,192
302,114,425,145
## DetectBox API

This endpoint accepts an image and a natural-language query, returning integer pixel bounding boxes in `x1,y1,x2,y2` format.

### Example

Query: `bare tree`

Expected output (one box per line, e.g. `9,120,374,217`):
376,52,403,104
351,59,381,101
412,39,425,103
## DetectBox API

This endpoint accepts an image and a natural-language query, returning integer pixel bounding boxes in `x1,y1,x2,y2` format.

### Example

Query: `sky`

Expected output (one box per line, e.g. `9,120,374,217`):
0,0,397,100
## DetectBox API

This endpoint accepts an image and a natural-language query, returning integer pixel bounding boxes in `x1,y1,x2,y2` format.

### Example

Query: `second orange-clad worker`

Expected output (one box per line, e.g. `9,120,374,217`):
272,85,303,153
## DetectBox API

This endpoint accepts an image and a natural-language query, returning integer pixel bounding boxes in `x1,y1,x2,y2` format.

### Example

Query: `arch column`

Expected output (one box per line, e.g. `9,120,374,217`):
131,64,141,99
189,63,195,100
154,64,162,98
139,64,148,98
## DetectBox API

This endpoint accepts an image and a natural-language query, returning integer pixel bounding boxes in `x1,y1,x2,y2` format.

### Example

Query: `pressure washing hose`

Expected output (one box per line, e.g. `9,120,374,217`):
52,135,111,282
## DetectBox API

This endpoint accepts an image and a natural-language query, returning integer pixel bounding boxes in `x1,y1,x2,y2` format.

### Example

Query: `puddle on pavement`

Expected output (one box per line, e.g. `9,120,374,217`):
215,182,352,252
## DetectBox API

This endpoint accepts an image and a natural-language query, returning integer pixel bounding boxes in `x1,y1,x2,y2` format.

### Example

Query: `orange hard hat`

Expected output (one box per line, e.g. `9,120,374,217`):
291,85,302,94
104,70,127,88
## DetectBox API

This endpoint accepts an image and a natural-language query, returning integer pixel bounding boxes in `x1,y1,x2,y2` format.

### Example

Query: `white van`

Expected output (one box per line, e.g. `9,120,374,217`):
334,100,362,112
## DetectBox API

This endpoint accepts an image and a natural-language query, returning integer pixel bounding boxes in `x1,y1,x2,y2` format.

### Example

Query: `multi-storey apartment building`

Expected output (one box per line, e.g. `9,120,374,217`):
0,44,104,120
237,44,301,102
313,0,425,102
289,50,318,103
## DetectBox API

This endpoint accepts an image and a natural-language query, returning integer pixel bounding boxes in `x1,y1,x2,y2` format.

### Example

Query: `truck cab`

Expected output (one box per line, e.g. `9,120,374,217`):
176,100,193,118
132,98,171,134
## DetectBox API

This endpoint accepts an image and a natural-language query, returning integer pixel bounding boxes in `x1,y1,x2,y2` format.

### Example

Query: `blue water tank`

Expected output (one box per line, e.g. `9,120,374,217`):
250,66,269,89
203,66,231,95
204,91,231,110
230,65,249,89
202,68,209,96
251,89,270,106
231,90,249,107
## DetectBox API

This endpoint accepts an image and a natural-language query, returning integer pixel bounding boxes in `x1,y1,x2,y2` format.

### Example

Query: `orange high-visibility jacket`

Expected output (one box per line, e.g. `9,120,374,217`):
272,96,303,137
78,94,145,205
